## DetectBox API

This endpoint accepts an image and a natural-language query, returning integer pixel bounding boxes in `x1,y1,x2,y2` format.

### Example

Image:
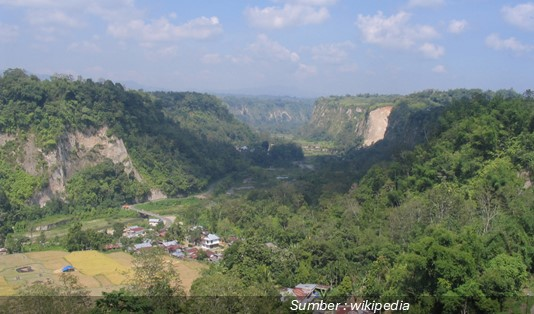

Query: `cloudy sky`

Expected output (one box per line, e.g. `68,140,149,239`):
1,0,533,96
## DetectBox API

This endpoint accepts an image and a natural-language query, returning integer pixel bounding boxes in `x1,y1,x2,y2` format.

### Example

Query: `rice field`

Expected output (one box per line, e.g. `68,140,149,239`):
64,251,131,285
0,250,205,296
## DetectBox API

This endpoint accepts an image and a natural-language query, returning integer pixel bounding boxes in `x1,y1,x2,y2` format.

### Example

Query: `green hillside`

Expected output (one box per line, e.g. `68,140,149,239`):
0,69,256,244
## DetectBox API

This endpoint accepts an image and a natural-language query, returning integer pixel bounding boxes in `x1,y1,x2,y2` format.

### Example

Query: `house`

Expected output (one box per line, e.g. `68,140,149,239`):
161,240,181,253
208,252,223,262
0,248,7,255
103,243,122,251
123,226,145,238
133,242,152,251
148,218,161,227
280,283,332,305
202,234,220,249
185,247,199,259
172,251,185,259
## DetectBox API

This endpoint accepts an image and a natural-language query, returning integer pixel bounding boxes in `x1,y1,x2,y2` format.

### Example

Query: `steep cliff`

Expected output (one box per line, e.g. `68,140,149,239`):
1,127,152,206
0,69,256,208
303,95,397,149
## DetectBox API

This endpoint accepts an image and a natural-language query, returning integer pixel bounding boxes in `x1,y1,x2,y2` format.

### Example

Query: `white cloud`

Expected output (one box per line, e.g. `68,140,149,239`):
26,9,84,27
448,19,467,34
419,42,444,58
284,0,337,5
228,55,253,65
245,0,336,29
246,4,330,29
0,23,18,42
201,53,222,64
0,0,65,7
156,46,178,57
338,63,358,73
295,63,317,78
108,16,222,43
68,40,101,53
356,11,438,49
408,0,444,7
502,3,534,31
432,64,446,73
249,34,300,62
486,33,532,53
311,41,355,63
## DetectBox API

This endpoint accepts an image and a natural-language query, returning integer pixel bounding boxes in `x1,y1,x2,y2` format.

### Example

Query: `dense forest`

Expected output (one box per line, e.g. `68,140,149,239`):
0,69,260,246
0,69,533,313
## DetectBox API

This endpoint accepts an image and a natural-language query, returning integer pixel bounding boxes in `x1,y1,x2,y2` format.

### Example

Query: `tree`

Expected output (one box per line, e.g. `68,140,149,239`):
127,247,186,313
189,270,282,314
64,222,88,252
9,273,90,314
479,254,528,311
166,220,185,242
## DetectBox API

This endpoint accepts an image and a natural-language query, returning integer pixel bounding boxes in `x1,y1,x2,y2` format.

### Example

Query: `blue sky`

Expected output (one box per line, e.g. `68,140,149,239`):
1,0,533,97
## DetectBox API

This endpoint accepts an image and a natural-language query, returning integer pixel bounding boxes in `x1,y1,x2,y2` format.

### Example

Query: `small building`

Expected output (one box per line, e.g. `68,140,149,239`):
124,226,145,238
103,243,122,251
148,218,161,227
133,242,152,251
280,283,331,305
202,234,220,249
0,248,7,255
185,247,199,259
62,265,75,272
161,240,181,253
172,251,185,259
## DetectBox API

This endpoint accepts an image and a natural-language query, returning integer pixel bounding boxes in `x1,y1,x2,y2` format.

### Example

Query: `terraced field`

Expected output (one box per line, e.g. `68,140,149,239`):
0,250,205,296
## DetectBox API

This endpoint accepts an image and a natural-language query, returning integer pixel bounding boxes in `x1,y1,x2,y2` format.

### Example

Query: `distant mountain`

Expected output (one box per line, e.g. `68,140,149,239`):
219,94,315,134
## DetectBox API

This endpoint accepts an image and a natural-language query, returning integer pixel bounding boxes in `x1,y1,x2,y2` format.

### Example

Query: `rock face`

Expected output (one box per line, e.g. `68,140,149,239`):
363,106,393,146
1,126,165,206
305,95,397,148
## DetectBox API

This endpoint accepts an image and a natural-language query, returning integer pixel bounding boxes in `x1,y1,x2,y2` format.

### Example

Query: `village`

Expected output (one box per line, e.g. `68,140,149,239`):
111,214,359,311
119,219,225,262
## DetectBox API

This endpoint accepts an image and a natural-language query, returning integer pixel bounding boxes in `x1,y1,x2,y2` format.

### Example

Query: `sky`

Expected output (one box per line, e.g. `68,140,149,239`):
1,0,533,97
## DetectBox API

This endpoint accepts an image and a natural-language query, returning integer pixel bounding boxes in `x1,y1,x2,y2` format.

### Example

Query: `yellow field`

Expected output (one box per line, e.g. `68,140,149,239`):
0,276,15,295
0,250,206,296
65,251,131,285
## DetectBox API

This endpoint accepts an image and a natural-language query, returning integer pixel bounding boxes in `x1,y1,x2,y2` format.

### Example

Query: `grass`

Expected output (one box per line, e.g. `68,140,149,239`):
135,197,203,215
22,216,145,241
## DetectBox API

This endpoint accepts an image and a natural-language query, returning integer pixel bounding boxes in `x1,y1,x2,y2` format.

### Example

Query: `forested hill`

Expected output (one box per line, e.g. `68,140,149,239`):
0,69,255,209
177,90,534,313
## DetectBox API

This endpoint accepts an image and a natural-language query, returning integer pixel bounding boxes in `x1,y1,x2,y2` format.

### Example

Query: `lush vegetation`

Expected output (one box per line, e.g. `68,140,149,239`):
1,68,533,313
0,69,259,246
177,90,533,313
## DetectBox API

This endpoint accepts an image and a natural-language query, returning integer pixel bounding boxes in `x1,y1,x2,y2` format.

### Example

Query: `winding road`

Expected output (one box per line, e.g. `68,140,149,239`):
125,205,174,229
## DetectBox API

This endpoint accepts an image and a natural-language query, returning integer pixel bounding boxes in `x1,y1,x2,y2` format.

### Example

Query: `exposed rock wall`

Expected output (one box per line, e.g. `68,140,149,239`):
363,106,393,146
306,100,394,148
1,127,166,206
